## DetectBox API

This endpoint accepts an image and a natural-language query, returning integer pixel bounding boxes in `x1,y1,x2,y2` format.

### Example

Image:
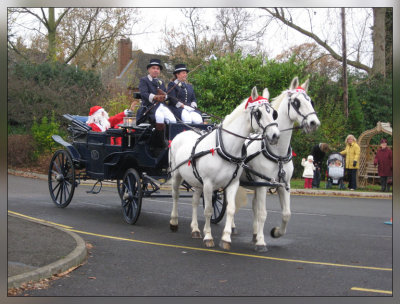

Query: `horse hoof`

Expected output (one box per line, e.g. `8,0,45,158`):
170,224,178,232
252,234,257,243
231,227,238,235
219,240,231,251
270,227,280,238
255,245,268,252
191,231,202,239
204,239,215,248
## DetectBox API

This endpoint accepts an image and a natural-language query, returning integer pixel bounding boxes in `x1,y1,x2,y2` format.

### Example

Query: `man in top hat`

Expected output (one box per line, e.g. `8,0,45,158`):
86,105,130,145
137,58,176,129
167,63,203,124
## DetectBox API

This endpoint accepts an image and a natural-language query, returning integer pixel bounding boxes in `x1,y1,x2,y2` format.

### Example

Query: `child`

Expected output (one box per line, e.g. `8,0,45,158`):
301,155,316,188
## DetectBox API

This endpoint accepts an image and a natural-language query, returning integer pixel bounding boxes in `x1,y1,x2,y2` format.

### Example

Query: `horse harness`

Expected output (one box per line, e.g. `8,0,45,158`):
243,138,292,191
170,104,277,191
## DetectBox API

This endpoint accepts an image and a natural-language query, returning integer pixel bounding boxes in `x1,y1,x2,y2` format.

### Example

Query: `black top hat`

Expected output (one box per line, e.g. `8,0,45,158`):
173,63,189,74
147,59,163,70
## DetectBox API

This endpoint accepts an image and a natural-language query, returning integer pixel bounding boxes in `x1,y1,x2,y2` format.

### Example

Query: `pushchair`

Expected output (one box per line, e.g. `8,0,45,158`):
325,153,345,189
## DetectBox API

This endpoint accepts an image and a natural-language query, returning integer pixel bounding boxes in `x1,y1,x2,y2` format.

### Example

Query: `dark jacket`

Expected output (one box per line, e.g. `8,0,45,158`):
311,144,326,168
374,147,392,177
167,80,201,120
137,75,167,122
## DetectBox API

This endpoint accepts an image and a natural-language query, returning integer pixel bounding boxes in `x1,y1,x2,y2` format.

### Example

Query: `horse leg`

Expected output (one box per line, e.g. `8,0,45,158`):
271,186,291,238
190,188,203,238
220,182,240,251
253,187,268,252
169,173,183,232
251,192,258,243
202,182,215,247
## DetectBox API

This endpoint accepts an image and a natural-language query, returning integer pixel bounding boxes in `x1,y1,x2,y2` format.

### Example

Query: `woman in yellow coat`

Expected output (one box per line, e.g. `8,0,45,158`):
340,134,360,190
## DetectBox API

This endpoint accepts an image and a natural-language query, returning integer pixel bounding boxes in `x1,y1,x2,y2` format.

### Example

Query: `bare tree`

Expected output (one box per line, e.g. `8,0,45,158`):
215,8,268,54
262,8,375,74
8,8,140,69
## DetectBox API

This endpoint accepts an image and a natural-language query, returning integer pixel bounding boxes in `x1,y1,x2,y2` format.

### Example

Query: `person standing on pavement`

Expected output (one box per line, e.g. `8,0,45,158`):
374,138,392,192
167,63,203,124
340,134,360,190
301,155,316,189
310,143,330,188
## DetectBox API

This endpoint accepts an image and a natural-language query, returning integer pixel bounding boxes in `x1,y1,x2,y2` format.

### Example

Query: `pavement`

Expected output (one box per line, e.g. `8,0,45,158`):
7,169,392,290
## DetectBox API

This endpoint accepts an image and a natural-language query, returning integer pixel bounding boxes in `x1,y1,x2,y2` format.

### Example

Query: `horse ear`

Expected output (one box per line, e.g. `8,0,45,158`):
301,79,310,92
290,77,299,90
262,88,269,99
251,86,258,100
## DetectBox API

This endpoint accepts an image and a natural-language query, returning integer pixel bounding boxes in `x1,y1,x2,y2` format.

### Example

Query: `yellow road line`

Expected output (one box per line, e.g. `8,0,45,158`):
7,210,73,229
66,228,392,272
351,287,392,295
8,210,392,272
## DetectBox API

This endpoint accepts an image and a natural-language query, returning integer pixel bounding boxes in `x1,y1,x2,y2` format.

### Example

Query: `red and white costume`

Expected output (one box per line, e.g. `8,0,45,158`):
86,106,127,145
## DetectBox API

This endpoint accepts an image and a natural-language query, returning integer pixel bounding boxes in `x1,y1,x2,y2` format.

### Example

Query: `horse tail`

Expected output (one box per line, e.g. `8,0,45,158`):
235,186,248,210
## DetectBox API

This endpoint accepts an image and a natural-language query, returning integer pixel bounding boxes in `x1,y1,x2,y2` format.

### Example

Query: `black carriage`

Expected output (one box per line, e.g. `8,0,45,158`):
48,113,226,225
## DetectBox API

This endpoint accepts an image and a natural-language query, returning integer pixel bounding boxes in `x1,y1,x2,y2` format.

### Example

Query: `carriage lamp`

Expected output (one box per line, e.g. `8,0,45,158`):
123,110,136,127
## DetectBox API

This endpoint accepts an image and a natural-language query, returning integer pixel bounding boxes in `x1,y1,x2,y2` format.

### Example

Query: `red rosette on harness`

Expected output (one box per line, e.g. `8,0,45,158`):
245,96,270,109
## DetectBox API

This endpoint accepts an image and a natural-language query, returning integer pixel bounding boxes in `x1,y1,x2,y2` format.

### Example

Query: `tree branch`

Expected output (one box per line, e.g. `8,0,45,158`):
263,8,371,74
64,8,100,64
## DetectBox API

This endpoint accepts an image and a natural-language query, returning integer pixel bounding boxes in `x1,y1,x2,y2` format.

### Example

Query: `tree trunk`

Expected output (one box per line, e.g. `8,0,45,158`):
47,8,57,62
372,8,386,77
341,8,348,118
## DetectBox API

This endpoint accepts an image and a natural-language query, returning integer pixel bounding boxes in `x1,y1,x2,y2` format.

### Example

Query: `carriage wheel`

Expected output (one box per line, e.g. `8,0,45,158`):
121,168,142,224
48,150,76,208
202,190,227,224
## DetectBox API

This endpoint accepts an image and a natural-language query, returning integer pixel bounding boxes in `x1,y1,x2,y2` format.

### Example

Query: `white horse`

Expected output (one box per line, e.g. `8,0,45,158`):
169,87,280,250
235,76,320,252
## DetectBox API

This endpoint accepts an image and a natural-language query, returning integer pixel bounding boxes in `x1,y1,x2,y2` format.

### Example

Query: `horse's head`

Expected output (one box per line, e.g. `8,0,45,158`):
286,77,320,133
246,87,280,145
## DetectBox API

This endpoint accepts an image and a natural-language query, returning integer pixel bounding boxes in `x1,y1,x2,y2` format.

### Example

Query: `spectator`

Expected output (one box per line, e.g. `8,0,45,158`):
374,138,393,192
340,134,360,190
301,155,316,189
311,143,330,188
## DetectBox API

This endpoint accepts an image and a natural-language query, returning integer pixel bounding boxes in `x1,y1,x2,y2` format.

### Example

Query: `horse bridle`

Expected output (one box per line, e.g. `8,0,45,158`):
287,91,317,127
250,103,278,139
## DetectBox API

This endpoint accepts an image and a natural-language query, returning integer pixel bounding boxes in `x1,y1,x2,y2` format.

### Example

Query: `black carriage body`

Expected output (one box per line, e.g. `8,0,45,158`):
57,114,209,181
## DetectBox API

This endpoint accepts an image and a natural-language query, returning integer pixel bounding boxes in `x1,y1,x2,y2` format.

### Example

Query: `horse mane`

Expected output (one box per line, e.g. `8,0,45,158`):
222,100,247,125
270,90,288,110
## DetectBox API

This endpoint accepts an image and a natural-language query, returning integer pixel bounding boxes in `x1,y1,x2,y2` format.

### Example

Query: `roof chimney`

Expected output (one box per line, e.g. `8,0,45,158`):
118,38,132,75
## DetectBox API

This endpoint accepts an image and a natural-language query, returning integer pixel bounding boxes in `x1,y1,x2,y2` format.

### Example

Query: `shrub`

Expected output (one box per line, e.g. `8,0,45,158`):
8,134,35,167
31,112,63,159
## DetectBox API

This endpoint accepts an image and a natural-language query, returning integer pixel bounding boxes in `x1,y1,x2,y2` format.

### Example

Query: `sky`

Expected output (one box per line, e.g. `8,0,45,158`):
9,7,374,65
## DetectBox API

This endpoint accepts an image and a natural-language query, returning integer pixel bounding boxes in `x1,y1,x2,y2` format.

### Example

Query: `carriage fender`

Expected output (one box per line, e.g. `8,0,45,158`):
52,135,81,161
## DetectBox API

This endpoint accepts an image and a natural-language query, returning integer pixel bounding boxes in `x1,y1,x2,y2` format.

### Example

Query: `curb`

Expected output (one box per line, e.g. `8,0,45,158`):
8,169,392,199
8,214,87,289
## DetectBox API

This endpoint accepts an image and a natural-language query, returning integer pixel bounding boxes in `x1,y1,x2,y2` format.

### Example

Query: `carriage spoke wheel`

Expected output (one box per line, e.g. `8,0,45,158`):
48,150,76,208
121,168,142,224
202,190,227,224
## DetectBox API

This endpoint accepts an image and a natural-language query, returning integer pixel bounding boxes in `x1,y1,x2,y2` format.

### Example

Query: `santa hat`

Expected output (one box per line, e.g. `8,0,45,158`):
89,106,103,116
245,96,270,109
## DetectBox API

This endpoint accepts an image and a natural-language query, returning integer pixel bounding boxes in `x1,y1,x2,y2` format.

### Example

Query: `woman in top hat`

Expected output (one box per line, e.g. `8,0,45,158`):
374,138,392,192
137,58,176,129
167,64,203,124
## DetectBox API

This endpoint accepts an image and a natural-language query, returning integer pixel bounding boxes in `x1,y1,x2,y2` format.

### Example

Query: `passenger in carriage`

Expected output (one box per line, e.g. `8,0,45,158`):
86,105,130,145
167,64,203,124
137,58,176,130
